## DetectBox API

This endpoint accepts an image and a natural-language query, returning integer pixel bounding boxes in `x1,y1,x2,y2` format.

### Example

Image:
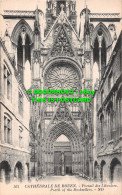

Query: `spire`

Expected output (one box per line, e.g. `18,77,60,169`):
60,3,64,12
5,28,9,36
34,6,41,49
34,6,40,35
84,5,90,36
36,5,39,23
84,0,87,8
85,5,88,22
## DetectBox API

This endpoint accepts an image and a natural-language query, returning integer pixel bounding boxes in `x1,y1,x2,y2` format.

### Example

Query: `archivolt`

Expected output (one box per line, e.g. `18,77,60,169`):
45,121,81,150
43,57,83,80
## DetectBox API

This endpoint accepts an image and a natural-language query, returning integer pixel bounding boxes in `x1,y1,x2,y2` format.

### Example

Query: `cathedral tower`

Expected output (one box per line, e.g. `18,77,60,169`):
45,0,77,35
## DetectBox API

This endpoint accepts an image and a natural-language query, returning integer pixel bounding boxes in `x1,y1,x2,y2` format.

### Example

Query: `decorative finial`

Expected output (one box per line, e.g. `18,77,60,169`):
84,0,87,8
5,29,9,36
60,4,64,11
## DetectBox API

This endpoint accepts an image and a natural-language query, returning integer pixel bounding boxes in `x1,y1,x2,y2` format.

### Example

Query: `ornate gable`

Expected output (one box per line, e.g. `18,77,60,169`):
47,101,77,130
44,8,80,51
51,25,74,57
53,101,73,124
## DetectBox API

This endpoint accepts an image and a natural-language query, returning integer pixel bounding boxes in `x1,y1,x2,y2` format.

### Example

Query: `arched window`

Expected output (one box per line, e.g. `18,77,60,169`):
93,37,99,65
19,127,23,148
92,23,112,80
116,86,122,139
25,34,31,63
18,91,23,116
17,33,31,82
93,31,106,80
100,114,104,145
17,35,23,80
11,20,33,86
3,64,12,100
101,37,106,77
4,114,12,144
11,19,33,82
106,102,114,140
94,161,99,181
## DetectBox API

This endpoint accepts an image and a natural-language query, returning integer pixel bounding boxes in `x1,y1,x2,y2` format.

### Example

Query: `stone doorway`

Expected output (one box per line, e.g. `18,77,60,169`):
65,166,72,175
45,122,81,175
54,135,72,176
54,150,72,176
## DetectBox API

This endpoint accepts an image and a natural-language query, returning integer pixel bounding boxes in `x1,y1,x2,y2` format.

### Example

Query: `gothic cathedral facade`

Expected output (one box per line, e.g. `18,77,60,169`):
0,0,121,182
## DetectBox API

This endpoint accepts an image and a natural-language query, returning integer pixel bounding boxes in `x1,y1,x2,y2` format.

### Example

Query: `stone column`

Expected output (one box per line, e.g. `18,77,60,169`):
51,151,54,175
11,166,15,181
61,152,65,176
72,152,74,174
47,152,50,175
80,151,83,173
21,27,26,82
46,151,48,174
41,149,46,176
23,45,25,68
78,151,81,173
73,152,76,174
75,151,78,174
113,92,116,140
97,34,103,80
83,145,85,174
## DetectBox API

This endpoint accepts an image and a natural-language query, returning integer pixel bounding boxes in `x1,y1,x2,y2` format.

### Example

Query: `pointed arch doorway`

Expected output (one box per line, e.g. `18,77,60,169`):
54,134,72,176
44,122,81,176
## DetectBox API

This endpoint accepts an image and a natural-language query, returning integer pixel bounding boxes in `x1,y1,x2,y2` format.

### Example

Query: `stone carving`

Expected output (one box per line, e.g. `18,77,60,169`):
33,50,41,63
45,64,79,90
52,102,73,125
108,24,116,31
108,24,117,41
51,26,74,57
89,23,94,34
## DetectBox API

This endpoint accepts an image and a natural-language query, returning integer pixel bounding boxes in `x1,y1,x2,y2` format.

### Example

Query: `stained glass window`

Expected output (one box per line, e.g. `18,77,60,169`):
45,64,79,90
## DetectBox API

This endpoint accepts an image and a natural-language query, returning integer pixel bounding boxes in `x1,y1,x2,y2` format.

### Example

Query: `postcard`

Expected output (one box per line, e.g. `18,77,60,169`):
0,0,121,194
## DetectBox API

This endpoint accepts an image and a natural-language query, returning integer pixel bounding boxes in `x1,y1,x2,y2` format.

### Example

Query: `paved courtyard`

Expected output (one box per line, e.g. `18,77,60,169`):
35,175,89,184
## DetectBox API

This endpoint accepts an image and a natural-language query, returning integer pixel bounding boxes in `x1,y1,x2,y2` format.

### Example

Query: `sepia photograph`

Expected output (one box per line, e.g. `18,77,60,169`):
0,0,121,194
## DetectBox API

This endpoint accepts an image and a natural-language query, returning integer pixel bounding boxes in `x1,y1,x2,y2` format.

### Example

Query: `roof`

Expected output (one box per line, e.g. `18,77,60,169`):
3,9,43,19
90,13,121,22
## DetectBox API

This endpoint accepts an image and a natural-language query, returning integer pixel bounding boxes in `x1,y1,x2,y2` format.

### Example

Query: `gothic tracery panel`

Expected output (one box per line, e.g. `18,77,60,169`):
51,26,74,57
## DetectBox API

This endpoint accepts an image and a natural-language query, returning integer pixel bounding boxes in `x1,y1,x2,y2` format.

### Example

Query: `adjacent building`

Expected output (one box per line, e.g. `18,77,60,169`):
93,32,122,183
0,37,31,182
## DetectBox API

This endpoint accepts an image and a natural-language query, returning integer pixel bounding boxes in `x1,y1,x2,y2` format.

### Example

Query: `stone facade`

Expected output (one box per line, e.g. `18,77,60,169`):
0,38,31,182
0,0,121,183
93,32,122,182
